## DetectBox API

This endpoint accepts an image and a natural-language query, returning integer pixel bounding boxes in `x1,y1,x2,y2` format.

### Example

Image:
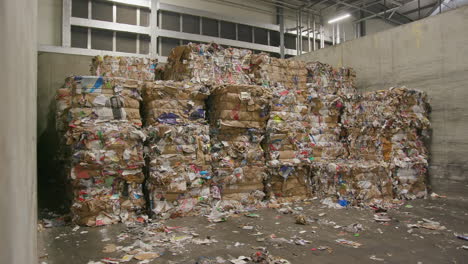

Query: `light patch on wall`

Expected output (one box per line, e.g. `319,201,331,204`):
412,23,423,49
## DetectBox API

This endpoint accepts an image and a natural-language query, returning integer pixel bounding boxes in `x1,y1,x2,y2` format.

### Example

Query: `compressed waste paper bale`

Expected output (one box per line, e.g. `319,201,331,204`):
210,127,265,168
342,87,430,129
390,128,429,199
251,54,308,91
142,80,210,126
145,124,212,217
265,87,314,166
310,161,394,206
90,55,157,81
211,166,267,202
146,124,211,195
391,162,427,200
209,84,272,130
66,121,147,226
59,76,144,127
164,43,252,85
346,127,392,162
266,165,312,200
305,61,356,97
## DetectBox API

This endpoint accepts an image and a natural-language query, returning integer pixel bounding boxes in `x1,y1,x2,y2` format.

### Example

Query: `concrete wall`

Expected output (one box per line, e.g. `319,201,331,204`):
37,52,91,210
296,6,468,185
0,0,38,263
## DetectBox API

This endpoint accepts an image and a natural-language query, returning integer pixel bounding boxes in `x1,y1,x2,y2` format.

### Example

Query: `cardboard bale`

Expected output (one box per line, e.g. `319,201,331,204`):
251,54,308,91
164,43,252,85
91,55,157,81
211,166,267,204
209,84,272,130
146,124,211,202
267,165,311,200
310,161,394,206
142,80,210,126
60,76,144,127
265,87,314,166
305,61,356,97
65,122,147,226
143,82,212,217
210,127,265,168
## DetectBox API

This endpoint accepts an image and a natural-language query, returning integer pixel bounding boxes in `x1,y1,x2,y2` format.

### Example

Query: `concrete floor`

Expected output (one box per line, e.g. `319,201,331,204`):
38,182,468,264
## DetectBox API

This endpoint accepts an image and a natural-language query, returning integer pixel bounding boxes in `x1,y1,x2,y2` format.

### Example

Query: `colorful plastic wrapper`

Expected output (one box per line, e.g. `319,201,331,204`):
91,55,157,81
164,43,252,85
142,80,209,126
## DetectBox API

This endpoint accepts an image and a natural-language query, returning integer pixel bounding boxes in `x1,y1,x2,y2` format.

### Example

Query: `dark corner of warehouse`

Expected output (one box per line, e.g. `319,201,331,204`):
2,1,468,264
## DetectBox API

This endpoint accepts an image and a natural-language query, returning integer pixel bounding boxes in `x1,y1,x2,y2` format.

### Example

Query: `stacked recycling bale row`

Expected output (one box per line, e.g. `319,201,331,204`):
305,61,354,163
209,85,271,204
142,81,212,217
342,87,430,199
303,62,397,206
264,86,313,200
164,43,252,85
57,76,146,226
91,55,158,81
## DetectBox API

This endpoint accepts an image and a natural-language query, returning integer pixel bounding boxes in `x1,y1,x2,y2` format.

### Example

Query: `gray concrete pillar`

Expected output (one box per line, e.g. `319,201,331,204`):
0,0,38,263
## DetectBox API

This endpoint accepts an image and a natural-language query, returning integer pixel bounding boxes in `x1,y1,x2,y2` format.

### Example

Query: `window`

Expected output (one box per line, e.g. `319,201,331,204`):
302,37,309,52
139,35,150,54
220,21,236,40
92,1,112,22
183,14,200,34
161,11,180,31
285,33,296,49
117,5,137,25
116,32,137,53
238,24,252,42
71,26,87,48
202,18,218,37
254,27,268,45
72,0,88,18
91,28,113,51
269,30,280,47
140,8,150,27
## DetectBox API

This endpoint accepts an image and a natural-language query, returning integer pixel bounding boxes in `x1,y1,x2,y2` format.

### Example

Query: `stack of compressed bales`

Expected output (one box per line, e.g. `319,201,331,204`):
164,43,252,85
58,76,146,226
251,54,308,91
342,87,430,199
305,62,395,206
209,84,271,203
264,86,313,200
90,55,157,81
142,81,212,217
